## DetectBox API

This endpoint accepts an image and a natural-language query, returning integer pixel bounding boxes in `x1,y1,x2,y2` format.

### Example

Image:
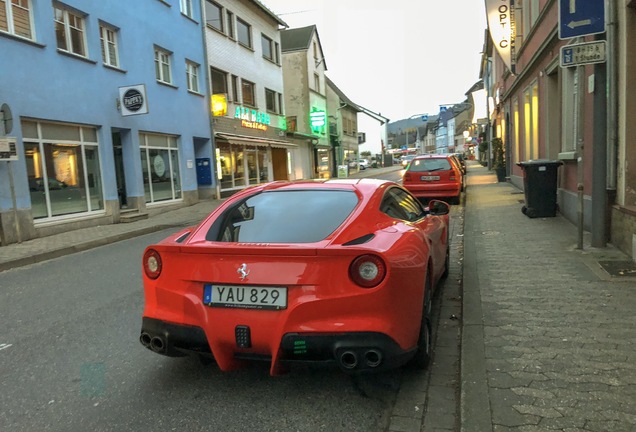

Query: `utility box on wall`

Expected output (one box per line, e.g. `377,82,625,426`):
196,158,212,185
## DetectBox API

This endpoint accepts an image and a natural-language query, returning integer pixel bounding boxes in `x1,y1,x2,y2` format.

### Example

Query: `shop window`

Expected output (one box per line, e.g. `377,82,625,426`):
22,121,103,220
140,133,181,204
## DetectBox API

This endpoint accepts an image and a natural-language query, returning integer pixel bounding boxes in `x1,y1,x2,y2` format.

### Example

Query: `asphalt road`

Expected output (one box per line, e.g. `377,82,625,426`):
0,229,408,432
0,168,462,432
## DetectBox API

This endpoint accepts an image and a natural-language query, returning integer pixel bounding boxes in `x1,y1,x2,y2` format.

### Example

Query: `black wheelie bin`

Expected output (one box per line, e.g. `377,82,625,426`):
516,160,563,218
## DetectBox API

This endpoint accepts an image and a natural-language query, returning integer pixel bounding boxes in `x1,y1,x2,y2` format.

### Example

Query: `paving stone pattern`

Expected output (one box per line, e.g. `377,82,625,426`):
462,163,636,432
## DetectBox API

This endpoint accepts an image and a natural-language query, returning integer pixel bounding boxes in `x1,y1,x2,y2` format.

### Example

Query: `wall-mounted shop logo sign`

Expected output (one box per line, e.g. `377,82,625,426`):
485,0,516,74
211,94,228,116
235,107,271,129
118,84,149,116
309,108,326,133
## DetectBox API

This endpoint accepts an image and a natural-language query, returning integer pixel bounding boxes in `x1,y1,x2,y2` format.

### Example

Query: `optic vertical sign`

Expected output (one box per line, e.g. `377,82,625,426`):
485,0,516,74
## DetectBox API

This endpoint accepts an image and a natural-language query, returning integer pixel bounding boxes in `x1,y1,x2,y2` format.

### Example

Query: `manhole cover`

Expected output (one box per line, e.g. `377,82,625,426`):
598,260,636,277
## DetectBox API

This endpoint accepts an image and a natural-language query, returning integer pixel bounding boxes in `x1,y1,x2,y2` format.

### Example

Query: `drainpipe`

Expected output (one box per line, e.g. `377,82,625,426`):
592,49,607,247
200,0,221,200
596,0,618,247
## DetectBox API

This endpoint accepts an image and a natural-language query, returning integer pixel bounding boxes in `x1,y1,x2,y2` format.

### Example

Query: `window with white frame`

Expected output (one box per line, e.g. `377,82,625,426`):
54,4,87,57
186,60,200,93
0,0,34,40
205,0,223,32
180,0,193,19
314,73,320,92
154,47,172,84
99,23,119,68
140,133,181,204
236,17,251,48
22,120,104,220
241,79,255,107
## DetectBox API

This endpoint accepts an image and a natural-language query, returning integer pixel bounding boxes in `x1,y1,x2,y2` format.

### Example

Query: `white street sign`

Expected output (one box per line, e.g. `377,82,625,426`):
560,41,606,68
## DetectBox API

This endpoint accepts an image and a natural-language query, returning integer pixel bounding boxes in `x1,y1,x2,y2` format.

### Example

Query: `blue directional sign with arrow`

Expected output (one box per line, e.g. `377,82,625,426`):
559,0,605,39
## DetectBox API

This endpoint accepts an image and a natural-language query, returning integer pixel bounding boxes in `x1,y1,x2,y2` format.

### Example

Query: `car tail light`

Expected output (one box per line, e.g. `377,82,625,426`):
403,172,411,182
143,249,162,279
349,254,386,288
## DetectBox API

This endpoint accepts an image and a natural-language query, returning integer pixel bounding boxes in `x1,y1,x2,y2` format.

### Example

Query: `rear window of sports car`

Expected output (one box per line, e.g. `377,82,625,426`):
408,158,452,172
207,190,359,243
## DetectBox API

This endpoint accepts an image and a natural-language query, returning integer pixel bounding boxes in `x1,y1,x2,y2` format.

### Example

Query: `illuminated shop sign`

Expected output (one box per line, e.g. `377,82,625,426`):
235,107,271,126
211,94,227,116
309,109,326,133
241,120,268,131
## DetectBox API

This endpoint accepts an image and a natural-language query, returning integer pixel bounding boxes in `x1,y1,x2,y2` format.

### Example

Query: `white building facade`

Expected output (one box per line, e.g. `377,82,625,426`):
203,0,298,196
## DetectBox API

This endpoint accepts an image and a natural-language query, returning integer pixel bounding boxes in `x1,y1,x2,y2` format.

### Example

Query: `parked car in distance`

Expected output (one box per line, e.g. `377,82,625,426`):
402,154,463,204
140,179,451,375
450,153,466,174
401,155,416,167
358,159,370,170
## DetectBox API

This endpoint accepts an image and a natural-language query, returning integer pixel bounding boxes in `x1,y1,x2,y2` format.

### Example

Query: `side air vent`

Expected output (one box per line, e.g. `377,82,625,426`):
343,234,375,246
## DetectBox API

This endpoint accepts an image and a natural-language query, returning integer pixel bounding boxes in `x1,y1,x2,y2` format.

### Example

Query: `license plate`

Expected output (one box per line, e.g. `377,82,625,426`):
421,175,440,181
203,284,287,310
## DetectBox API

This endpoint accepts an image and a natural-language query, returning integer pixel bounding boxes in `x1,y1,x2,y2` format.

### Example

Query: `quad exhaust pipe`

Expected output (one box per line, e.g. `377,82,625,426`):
140,332,167,353
338,349,383,370
340,350,358,369
139,332,152,348
364,349,382,368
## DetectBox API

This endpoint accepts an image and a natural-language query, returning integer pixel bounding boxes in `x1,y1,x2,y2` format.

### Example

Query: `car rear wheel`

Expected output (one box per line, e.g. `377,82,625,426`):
412,275,432,369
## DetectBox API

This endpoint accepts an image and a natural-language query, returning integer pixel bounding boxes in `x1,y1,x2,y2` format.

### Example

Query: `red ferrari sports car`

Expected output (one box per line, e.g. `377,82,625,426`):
140,179,451,375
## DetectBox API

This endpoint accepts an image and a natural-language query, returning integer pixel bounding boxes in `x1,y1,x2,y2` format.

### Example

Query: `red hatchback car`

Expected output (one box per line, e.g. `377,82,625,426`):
139,179,451,375
402,154,463,204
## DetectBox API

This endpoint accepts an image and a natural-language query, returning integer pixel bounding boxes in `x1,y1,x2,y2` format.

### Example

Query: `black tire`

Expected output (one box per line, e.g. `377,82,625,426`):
521,205,527,215
450,194,460,205
526,207,537,218
412,275,433,369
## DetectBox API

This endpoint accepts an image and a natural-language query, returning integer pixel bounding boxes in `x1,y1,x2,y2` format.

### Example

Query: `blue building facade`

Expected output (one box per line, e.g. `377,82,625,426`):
0,0,213,244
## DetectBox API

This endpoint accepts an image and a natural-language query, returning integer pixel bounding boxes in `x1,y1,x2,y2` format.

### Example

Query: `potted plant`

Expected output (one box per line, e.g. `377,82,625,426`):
491,138,506,182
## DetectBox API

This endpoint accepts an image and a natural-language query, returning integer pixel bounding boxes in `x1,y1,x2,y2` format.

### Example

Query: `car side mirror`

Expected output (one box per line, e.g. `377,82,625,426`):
428,199,450,216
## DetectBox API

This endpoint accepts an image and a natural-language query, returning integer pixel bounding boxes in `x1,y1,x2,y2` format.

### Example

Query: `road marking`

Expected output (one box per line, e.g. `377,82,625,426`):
0,343,13,351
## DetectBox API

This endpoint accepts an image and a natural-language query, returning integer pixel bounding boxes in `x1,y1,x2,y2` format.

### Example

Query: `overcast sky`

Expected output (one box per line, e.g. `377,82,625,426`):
261,0,488,122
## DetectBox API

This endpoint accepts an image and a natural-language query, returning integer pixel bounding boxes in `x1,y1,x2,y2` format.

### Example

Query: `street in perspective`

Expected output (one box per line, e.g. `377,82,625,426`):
1,163,635,432
1,0,636,431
